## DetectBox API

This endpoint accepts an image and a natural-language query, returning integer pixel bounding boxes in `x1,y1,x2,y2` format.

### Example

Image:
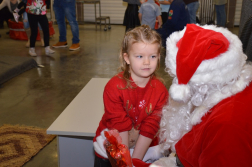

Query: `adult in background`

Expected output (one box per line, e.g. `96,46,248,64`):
151,24,252,167
123,0,141,32
183,0,199,23
0,0,18,29
0,0,18,13
158,0,170,24
52,0,80,51
156,0,189,47
213,0,227,27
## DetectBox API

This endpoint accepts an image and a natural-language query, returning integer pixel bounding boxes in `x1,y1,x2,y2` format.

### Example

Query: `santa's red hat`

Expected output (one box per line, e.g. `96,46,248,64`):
166,24,247,102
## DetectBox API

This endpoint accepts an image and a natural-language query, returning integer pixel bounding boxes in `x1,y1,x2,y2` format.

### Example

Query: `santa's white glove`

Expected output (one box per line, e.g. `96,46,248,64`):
93,128,108,158
150,152,178,167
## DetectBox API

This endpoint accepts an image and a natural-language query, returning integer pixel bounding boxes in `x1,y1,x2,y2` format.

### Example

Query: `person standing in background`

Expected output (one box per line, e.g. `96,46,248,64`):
0,0,18,13
13,0,45,47
123,0,141,32
0,0,18,29
138,0,162,29
183,0,199,23
158,0,171,24
213,0,227,27
52,0,80,51
156,0,189,47
26,0,54,56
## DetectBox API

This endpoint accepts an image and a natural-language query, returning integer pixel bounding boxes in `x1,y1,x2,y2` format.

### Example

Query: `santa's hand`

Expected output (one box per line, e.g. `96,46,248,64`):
150,153,177,167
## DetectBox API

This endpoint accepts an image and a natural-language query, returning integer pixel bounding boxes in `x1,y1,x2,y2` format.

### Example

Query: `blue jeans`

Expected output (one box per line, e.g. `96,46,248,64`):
53,0,80,44
187,1,199,24
215,4,226,27
23,12,42,30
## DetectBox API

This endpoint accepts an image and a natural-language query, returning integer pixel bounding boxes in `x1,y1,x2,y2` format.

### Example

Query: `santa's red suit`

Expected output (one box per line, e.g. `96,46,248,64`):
151,24,252,167
176,82,252,166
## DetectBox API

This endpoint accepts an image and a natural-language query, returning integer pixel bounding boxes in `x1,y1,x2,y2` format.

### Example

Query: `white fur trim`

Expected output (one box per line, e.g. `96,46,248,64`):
166,24,247,85
93,129,108,158
150,152,177,167
190,64,252,125
169,83,191,102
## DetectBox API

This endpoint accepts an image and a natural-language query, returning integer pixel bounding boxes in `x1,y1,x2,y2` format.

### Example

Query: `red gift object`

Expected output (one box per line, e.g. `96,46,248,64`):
104,129,133,167
8,19,55,40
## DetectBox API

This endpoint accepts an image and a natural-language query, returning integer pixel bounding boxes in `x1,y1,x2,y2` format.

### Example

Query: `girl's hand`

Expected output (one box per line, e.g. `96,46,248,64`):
132,135,152,160
128,127,140,148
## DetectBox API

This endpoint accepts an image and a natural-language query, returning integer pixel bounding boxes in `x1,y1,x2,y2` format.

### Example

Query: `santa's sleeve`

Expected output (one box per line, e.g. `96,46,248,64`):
140,86,169,139
103,80,132,132
199,122,252,166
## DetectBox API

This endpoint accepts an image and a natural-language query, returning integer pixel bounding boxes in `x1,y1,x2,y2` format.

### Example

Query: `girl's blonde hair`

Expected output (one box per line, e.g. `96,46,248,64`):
118,25,162,88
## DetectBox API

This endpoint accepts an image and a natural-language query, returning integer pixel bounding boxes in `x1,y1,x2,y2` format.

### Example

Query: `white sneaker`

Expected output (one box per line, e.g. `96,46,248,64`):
13,13,20,23
29,48,37,57
45,46,55,55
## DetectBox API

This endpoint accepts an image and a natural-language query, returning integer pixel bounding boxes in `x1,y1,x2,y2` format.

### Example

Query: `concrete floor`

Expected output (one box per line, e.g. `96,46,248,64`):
0,23,239,167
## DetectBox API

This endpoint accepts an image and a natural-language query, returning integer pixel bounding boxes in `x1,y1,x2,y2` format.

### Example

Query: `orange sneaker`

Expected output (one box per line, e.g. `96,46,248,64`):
52,41,68,48
69,43,80,51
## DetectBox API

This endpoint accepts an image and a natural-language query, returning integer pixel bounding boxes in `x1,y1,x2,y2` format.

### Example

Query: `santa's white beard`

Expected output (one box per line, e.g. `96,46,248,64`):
159,98,194,153
159,63,252,153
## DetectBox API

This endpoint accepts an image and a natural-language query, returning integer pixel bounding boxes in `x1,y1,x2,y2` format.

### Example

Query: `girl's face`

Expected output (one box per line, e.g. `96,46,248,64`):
123,42,160,86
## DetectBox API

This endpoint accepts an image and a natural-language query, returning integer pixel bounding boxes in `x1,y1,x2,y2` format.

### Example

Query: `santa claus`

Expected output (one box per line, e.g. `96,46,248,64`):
151,24,252,167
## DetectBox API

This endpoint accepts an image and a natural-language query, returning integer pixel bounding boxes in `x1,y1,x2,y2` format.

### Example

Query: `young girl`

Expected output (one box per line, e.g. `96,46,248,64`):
26,0,54,56
13,0,45,47
93,25,169,167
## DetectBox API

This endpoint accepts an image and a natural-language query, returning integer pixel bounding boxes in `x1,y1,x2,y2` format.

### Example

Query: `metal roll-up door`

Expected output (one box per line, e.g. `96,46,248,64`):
234,0,242,26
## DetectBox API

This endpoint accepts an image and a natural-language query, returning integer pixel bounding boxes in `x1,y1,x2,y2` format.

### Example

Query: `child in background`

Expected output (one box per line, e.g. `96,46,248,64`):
13,0,44,47
93,25,168,167
26,0,54,56
138,0,162,29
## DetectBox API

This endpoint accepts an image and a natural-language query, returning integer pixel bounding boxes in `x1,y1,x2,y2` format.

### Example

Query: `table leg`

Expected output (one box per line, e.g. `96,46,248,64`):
57,135,95,167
